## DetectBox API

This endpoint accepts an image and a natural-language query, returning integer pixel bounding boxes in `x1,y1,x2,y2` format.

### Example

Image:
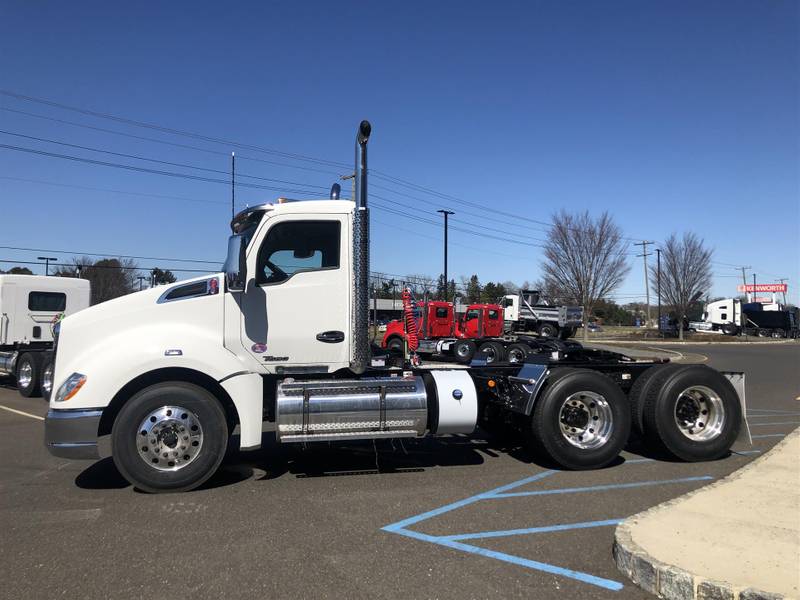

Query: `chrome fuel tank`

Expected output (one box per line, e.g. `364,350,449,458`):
276,375,427,443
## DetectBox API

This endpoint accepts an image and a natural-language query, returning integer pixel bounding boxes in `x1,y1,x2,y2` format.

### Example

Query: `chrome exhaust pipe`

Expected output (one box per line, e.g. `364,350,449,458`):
351,120,372,374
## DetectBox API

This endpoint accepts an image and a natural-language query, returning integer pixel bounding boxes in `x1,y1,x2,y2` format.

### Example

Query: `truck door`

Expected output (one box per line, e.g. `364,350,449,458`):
430,304,452,337
239,214,350,372
462,307,481,338
484,307,503,337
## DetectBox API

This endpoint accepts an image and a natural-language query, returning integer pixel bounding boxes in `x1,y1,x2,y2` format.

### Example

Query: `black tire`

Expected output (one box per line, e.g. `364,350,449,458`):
558,327,575,340
537,322,559,338
526,368,630,470
627,363,685,435
40,355,55,402
16,352,42,398
721,323,738,336
452,339,476,364
505,343,531,364
642,365,741,462
772,329,785,339
386,336,404,353
478,341,506,364
111,382,229,493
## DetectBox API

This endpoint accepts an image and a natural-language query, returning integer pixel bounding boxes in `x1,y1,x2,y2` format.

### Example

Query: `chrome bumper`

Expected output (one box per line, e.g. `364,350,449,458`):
45,409,103,459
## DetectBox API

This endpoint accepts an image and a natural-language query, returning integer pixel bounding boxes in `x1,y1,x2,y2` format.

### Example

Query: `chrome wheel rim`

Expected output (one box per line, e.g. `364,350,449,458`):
674,386,725,441
18,362,32,389
558,391,613,449
456,344,471,358
507,347,526,363
480,346,500,363
136,406,204,471
42,363,53,395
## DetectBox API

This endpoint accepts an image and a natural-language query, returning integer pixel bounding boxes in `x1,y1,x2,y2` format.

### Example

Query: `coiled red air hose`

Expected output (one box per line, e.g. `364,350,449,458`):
402,288,419,351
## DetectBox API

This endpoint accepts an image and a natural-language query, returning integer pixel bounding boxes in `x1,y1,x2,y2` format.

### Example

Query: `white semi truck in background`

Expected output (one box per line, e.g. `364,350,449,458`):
0,275,90,398
44,122,747,493
689,298,799,338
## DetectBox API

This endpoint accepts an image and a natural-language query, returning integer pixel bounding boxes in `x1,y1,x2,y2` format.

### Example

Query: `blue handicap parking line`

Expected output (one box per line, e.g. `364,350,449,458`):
491,476,712,499
752,433,786,439
382,461,722,592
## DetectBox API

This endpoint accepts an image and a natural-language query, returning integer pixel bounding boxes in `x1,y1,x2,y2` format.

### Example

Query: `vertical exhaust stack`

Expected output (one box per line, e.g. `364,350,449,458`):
351,120,372,374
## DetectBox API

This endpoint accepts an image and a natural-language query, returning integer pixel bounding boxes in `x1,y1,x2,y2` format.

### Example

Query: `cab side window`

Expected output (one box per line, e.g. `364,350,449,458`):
435,308,448,318
465,309,479,321
256,221,340,285
488,309,499,320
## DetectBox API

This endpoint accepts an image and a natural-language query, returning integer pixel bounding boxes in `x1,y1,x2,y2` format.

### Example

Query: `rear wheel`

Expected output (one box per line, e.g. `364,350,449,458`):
112,382,229,493
41,356,55,401
642,365,741,461
526,368,630,470
627,364,685,434
505,343,530,364
16,352,42,398
721,323,738,336
772,329,785,339
386,336,404,353
478,341,506,364
537,322,558,338
453,340,476,364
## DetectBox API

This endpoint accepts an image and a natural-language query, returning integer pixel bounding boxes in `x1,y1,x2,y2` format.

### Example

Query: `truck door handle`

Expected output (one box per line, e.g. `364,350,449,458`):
316,330,345,343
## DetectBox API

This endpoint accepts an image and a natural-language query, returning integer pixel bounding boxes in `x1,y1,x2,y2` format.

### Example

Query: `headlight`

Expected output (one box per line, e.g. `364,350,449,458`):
54,373,87,402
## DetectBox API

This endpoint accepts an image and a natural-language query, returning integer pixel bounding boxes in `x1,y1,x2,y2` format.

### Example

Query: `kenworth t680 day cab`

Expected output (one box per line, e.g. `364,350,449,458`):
45,122,748,493
0,275,90,398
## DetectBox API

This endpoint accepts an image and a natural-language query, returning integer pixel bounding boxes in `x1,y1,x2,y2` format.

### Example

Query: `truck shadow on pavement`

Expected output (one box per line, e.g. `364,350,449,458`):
75,428,634,493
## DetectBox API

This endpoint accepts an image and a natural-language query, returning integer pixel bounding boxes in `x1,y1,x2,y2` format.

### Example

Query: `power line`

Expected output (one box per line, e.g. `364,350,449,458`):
0,142,325,195
0,106,344,177
0,89,349,169
0,129,331,190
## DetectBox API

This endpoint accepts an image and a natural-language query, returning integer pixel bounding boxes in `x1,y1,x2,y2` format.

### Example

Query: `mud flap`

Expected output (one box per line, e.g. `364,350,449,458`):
723,371,751,445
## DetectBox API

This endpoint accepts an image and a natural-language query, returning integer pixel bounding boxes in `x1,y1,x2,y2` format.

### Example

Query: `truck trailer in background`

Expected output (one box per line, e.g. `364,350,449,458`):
0,275,91,398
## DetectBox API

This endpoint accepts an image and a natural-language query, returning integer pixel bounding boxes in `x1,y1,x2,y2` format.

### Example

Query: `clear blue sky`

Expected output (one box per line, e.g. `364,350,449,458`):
1,1,798,304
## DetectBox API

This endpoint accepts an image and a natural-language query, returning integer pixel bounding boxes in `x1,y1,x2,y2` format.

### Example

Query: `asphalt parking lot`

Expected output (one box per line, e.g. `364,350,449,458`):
1,343,798,599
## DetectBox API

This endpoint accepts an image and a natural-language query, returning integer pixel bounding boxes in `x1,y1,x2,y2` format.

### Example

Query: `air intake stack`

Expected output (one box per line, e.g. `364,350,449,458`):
350,120,372,374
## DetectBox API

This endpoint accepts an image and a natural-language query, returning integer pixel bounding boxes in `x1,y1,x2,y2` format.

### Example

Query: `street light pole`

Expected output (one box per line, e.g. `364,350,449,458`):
37,256,57,276
437,210,455,302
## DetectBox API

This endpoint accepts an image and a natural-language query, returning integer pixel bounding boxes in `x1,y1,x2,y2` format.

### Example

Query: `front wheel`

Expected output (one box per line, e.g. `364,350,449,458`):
526,368,630,470
642,365,741,461
111,382,229,493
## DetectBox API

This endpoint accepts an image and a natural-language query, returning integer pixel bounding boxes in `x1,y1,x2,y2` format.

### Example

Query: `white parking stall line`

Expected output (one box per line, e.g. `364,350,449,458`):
0,404,45,421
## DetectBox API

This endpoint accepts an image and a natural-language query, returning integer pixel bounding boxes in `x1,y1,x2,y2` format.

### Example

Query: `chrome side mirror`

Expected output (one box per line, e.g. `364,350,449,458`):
223,234,248,292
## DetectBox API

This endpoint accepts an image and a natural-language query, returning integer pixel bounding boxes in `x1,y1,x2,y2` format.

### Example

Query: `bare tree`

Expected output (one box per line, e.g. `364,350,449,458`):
541,211,631,341
54,256,139,305
650,232,712,340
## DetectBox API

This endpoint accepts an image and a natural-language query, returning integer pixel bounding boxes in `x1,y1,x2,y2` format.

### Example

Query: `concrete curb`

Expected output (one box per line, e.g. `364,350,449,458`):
613,430,799,600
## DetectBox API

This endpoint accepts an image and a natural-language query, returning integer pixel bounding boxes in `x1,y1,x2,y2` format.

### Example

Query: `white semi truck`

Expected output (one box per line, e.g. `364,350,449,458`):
45,122,747,493
689,298,799,338
0,274,90,398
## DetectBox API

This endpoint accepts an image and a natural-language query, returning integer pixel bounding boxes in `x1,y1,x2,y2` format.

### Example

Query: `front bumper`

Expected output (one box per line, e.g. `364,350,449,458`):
45,409,103,459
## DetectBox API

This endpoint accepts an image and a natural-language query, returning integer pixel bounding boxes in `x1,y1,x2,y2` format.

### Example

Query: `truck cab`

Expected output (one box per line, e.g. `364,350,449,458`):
456,304,504,338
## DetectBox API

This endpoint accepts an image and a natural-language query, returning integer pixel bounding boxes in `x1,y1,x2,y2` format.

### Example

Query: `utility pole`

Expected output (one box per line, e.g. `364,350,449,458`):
37,256,57,276
738,266,751,300
633,241,654,327
231,152,236,220
656,248,662,335
752,273,757,302
777,278,788,305
438,210,455,303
